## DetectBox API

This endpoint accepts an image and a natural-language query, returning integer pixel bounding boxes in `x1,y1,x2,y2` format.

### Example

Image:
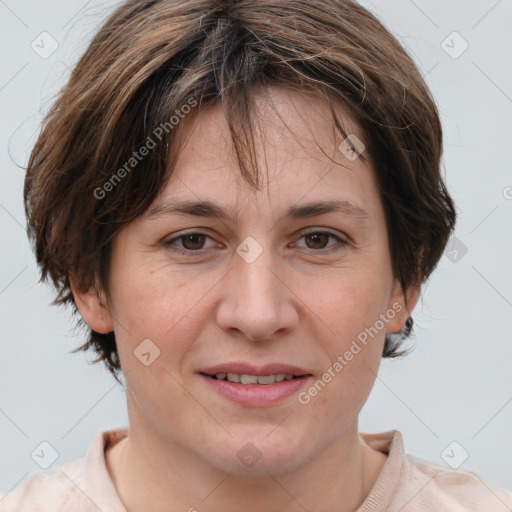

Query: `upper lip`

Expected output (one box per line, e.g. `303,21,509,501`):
199,363,312,377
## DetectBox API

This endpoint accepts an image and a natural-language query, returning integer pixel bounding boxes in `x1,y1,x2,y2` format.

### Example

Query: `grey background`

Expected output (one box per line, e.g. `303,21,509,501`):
1,0,511,496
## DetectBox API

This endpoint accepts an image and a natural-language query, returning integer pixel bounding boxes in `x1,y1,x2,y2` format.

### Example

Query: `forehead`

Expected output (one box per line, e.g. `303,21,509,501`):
176,87,367,167
154,87,378,221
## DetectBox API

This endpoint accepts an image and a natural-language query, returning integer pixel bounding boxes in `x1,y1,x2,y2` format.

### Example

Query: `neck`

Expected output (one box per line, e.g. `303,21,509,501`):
106,394,387,512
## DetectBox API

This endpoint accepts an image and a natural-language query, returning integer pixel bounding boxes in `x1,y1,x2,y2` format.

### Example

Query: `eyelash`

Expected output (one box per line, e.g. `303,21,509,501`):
163,229,348,256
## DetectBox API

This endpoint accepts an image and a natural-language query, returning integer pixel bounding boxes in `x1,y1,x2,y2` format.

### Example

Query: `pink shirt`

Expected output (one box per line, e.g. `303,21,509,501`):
1,427,511,511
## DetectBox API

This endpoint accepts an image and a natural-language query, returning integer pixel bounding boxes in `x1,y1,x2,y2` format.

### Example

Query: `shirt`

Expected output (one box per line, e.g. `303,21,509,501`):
1,427,511,511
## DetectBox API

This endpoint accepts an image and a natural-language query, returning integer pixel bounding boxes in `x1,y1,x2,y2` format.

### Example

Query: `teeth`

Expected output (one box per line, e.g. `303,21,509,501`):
215,373,296,384
256,375,276,384
240,374,259,384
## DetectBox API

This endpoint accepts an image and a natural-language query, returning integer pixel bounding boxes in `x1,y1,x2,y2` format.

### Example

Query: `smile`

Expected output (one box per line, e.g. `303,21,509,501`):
209,372,299,384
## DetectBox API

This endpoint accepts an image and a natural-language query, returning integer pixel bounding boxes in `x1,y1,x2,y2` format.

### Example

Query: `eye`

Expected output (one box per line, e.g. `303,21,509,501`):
163,231,218,254
163,229,348,256
293,230,348,253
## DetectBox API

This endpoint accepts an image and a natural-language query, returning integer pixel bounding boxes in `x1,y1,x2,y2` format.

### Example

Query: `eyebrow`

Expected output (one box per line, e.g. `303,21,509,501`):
145,198,371,225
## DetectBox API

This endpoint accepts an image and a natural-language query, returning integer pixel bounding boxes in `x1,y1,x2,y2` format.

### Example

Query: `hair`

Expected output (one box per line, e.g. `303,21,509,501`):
24,0,456,383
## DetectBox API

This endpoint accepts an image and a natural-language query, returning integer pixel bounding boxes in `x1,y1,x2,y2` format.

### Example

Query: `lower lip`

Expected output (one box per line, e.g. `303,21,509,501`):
200,374,312,407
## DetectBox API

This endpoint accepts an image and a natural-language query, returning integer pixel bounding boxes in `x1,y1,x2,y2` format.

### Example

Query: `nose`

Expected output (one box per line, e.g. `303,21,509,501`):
215,241,299,342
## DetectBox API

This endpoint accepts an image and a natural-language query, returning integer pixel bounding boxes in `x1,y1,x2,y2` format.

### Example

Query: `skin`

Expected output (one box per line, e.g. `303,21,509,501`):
73,87,419,512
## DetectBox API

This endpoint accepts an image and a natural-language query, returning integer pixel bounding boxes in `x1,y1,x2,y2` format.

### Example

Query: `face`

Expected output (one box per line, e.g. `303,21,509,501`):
76,87,417,476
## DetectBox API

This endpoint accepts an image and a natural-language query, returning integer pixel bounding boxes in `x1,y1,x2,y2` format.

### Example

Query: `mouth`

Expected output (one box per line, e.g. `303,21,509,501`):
198,363,313,406
199,362,312,383
201,372,307,385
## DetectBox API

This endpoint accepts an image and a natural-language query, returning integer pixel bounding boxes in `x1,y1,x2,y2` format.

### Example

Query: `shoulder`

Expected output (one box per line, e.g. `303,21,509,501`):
360,429,512,511
396,451,512,510
0,428,128,512
0,457,90,511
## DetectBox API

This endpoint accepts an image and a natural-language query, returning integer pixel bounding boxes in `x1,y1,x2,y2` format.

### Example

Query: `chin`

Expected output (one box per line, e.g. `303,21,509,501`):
213,451,308,477
199,431,317,477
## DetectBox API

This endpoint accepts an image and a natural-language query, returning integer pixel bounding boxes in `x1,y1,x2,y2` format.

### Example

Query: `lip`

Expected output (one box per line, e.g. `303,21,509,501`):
199,362,312,377
200,374,312,406
198,362,313,407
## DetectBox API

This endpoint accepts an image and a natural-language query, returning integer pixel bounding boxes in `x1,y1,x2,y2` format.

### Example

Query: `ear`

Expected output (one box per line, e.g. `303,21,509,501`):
70,274,114,334
385,279,421,334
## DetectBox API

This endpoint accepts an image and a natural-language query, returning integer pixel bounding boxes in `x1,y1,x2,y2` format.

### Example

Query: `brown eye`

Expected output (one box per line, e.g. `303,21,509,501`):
164,231,217,254
180,233,207,250
294,230,348,254
304,233,330,250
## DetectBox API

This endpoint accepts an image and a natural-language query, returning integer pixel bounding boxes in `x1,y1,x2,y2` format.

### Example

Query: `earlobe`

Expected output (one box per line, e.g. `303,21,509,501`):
386,280,421,334
70,275,114,334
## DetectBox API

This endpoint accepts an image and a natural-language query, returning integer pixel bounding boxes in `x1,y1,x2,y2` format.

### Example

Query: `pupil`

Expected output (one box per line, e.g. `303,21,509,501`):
307,233,327,249
183,234,205,250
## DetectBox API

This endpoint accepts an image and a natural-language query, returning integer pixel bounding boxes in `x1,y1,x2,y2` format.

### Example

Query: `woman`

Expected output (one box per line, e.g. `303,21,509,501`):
3,0,511,510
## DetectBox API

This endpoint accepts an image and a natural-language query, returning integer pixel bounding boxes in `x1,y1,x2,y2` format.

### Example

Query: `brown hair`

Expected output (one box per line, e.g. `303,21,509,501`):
24,0,456,382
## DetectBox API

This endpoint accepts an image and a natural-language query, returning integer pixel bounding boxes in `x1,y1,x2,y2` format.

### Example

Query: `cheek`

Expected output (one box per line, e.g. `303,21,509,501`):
300,325,384,433
303,267,390,346
296,348,381,447
296,266,388,398
110,261,215,362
